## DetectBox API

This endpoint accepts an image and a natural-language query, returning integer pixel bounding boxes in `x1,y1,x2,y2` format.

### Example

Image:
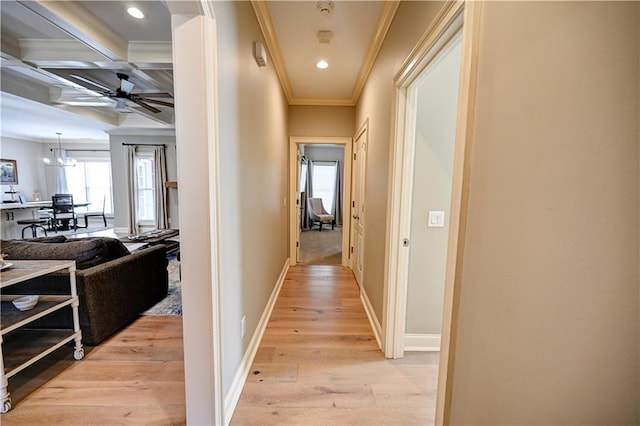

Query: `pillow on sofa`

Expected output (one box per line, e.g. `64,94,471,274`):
2,238,109,270
28,235,67,243
74,237,130,261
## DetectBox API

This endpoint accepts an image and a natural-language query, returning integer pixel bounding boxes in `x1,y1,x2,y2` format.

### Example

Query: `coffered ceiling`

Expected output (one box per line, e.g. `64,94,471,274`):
0,1,397,142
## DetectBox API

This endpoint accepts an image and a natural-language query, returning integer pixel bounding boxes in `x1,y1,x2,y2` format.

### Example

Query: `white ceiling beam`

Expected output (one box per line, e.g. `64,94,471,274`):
20,39,108,64
1,70,52,105
128,42,173,68
1,33,21,61
53,105,120,127
16,0,128,62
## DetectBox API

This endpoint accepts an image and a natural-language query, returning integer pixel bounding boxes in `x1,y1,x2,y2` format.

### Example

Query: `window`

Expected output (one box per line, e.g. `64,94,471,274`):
65,159,113,215
135,153,155,223
311,162,337,213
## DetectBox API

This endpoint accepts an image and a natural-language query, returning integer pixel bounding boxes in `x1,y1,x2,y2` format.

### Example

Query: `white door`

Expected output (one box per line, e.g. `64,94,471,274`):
350,126,368,286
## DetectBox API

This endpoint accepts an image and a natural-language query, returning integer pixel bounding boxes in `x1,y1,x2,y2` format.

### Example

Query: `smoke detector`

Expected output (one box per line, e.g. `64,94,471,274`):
317,30,333,44
316,2,334,15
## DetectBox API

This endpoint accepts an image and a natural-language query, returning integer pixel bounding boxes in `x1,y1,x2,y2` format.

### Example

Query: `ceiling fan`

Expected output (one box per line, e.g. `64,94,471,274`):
69,72,174,113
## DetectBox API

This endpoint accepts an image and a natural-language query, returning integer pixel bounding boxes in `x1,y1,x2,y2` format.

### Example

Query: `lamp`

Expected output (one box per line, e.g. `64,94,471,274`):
43,132,76,167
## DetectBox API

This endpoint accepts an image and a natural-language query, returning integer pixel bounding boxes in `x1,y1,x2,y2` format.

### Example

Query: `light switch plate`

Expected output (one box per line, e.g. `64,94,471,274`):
428,211,445,227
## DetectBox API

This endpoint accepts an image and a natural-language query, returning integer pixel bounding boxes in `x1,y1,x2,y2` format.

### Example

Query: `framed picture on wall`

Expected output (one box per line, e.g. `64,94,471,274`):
0,159,18,184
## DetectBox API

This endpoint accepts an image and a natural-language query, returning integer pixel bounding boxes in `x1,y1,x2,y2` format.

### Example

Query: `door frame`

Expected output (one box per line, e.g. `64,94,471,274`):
382,1,482,424
289,136,353,267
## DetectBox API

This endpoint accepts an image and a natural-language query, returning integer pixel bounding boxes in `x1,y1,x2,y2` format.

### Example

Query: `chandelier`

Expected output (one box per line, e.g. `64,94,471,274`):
43,132,76,167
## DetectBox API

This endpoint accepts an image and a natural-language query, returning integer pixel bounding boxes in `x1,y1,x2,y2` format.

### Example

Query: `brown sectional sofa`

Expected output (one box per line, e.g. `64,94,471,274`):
1,236,168,345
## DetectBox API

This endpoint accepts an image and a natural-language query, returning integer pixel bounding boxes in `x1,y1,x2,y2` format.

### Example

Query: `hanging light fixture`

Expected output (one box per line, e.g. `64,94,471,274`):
43,132,76,167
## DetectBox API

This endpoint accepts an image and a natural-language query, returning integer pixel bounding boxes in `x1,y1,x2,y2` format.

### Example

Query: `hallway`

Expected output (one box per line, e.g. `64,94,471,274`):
231,265,437,425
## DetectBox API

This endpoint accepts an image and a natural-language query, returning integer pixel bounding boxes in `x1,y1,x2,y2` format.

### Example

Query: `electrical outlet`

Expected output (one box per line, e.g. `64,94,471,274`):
241,316,246,338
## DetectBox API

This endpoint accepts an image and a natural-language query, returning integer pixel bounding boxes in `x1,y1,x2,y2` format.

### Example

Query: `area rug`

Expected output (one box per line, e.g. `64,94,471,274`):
299,226,342,264
144,257,182,316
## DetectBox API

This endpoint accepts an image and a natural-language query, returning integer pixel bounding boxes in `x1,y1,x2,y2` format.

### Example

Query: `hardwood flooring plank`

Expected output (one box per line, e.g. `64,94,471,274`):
232,265,437,425
1,404,186,425
1,316,186,424
238,382,377,409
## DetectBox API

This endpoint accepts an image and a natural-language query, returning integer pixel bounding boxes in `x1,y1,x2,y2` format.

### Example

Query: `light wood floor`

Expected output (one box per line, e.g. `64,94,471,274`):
231,264,438,425
1,316,186,425
1,265,437,425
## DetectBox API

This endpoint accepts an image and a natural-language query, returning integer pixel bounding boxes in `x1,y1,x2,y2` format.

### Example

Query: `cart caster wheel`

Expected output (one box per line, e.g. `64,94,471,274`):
1,399,11,413
73,348,84,360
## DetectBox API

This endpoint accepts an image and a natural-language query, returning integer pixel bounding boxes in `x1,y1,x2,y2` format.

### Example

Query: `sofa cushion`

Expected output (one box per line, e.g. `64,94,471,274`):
2,239,109,269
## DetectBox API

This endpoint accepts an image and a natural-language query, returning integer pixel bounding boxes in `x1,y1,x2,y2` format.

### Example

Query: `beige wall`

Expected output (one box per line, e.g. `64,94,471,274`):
355,1,445,323
449,2,639,424
211,1,290,395
289,105,355,137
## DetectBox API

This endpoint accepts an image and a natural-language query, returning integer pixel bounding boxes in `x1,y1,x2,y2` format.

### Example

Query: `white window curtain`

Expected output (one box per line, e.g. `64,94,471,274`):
52,148,69,194
154,145,168,229
125,145,138,234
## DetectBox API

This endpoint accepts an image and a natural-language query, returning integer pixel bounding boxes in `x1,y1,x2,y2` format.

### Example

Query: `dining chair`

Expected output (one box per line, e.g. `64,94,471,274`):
82,195,107,228
52,194,77,232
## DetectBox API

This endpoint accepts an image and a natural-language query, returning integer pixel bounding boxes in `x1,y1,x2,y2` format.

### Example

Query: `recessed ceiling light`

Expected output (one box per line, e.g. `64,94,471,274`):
127,7,145,19
316,60,329,70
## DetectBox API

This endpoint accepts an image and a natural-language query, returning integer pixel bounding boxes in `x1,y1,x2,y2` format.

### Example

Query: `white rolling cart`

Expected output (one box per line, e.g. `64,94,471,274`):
0,260,84,413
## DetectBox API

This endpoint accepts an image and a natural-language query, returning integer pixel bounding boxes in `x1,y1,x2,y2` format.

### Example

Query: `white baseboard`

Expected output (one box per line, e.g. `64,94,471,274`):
114,227,129,234
360,287,382,349
404,333,441,351
223,258,289,425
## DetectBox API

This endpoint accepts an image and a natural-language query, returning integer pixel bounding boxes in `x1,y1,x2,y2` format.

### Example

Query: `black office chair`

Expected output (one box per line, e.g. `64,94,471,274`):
52,194,77,232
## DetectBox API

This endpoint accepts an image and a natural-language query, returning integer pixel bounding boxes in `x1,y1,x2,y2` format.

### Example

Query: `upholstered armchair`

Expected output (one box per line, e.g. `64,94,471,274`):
308,197,335,232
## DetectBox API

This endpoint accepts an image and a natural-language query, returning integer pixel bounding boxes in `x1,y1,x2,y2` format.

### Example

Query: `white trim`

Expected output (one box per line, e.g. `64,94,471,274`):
204,11,225,426
224,259,289,425
404,334,441,352
288,136,352,267
360,286,382,349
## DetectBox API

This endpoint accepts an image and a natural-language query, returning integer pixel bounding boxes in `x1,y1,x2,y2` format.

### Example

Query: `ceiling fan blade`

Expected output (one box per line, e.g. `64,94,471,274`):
69,74,112,92
134,92,173,98
138,98,174,108
129,97,161,113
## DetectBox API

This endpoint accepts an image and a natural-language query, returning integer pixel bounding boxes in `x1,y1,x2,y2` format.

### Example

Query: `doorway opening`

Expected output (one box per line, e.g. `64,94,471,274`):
289,137,352,267
298,144,345,264
383,2,481,424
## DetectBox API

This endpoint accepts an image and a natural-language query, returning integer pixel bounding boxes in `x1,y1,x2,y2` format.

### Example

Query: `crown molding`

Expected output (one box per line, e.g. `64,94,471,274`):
251,1,293,104
251,1,399,107
289,98,355,107
351,1,400,104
